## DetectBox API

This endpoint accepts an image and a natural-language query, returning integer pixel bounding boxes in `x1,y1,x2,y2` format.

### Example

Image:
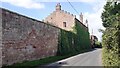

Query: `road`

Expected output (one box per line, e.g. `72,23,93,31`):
39,48,103,68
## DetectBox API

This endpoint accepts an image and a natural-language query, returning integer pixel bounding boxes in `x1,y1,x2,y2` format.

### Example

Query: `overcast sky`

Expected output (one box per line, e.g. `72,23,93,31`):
1,0,107,41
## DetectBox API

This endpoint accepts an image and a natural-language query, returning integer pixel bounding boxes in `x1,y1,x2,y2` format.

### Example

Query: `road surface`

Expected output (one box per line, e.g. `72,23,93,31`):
39,48,103,68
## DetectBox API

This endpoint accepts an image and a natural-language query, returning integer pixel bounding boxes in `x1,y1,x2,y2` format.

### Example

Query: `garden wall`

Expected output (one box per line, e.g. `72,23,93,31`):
1,8,91,66
1,8,60,65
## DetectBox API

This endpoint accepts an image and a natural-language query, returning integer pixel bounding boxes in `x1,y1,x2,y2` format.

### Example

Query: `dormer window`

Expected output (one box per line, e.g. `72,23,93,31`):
63,22,66,27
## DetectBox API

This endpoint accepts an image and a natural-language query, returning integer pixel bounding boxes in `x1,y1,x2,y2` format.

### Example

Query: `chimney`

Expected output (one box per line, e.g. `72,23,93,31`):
86,19,88,27
80,13,83,23
56,3,61,11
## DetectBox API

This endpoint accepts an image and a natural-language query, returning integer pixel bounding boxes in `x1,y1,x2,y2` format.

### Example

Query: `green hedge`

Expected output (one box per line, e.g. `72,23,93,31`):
102,21,120,66
94,41,102,48
57,20,91,56
101,2,120,66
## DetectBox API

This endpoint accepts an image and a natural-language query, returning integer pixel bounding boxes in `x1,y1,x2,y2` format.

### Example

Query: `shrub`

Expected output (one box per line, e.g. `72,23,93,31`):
101,2,120,66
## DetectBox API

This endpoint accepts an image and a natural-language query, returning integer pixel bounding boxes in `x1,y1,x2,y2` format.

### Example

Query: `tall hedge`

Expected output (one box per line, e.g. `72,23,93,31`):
57,19,91,56
101,2,120,66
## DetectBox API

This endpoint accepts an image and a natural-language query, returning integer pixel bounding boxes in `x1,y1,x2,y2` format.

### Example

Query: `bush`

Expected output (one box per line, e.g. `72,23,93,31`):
101,2,120,66
94,41,102,48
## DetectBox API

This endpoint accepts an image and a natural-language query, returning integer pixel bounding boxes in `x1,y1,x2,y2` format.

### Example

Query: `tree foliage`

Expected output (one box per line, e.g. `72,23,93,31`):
101,2,120,66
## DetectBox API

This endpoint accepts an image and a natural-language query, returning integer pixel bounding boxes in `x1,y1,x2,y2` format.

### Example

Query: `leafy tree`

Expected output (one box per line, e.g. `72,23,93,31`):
101,1,120,66
94,41,102,48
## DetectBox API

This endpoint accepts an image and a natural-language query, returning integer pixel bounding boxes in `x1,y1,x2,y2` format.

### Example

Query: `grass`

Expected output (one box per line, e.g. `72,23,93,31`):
2,55,72,68
2,49,92,68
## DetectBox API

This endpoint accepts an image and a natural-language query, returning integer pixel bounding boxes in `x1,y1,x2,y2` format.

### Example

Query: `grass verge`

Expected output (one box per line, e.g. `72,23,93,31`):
2,49,92,68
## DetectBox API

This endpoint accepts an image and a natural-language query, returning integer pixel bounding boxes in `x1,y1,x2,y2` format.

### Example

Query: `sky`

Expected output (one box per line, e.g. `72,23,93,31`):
0,0,107,41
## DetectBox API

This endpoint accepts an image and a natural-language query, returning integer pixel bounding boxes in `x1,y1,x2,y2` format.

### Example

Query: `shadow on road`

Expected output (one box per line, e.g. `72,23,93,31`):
88,48,102,52
37,61,68,68
37,48,102,68
38,66,104,68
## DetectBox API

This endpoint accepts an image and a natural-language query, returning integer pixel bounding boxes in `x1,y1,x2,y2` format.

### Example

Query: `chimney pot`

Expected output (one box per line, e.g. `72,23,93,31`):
80,12,83,23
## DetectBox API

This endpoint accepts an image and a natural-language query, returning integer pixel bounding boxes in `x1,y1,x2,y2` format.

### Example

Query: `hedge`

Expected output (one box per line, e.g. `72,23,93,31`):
101,2,120,66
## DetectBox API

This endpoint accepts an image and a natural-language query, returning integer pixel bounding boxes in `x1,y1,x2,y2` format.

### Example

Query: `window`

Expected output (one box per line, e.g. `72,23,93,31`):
63,22,66,27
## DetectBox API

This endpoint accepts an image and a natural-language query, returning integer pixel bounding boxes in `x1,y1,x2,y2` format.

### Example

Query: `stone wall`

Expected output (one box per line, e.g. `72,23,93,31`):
1,8,60,65
0,8,2,67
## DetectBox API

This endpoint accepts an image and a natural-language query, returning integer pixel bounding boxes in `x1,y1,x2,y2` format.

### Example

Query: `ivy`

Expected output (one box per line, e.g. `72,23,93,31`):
57,20,91,56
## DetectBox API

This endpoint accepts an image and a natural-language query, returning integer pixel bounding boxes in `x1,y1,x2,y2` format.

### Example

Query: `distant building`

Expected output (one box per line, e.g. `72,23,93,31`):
90,35,98,48
44,3,88,31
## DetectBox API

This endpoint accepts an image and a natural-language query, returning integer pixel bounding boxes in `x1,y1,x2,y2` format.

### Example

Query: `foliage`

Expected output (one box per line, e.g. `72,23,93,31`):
98,29,105,33
101,2,120,66
57,20,91,56
94,41,102,48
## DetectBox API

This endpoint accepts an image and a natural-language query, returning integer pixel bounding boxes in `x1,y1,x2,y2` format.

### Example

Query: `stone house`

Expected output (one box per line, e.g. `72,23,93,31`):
90,35,98,48
44,3,89,31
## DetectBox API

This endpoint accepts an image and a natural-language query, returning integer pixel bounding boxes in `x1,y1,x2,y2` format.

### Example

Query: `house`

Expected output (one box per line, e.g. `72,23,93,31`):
44,3,89,31
90,35,98,48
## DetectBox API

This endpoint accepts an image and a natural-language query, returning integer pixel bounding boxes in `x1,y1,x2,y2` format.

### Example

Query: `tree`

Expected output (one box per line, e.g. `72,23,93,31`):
101,1,120,66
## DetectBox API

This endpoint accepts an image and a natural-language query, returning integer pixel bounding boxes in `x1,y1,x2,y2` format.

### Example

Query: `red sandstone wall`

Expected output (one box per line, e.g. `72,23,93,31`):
1,8,60,65
0,8,2,67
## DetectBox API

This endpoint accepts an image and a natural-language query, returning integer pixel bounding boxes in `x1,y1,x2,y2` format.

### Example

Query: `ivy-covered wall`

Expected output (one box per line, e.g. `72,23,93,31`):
1,8,91,66
57,19,91,56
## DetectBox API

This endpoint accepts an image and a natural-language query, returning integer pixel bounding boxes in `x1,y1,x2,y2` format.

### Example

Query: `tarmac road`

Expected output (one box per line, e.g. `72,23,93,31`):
48,48,102,66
